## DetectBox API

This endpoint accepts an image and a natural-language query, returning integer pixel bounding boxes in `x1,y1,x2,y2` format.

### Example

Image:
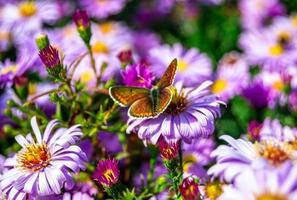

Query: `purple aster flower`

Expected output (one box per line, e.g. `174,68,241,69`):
63,181,98,200
208,135,295,182
149,43,212,86
212,52,249,102
79,0,127,19
239,17,297,71
0,53,34,89
179,176,200,200
121,63,155,88
127,81,224,144
183,138,215,181
0,116,87,199
98,131,123,155
219,163,297,200
239,0,285,30
93,158,120,188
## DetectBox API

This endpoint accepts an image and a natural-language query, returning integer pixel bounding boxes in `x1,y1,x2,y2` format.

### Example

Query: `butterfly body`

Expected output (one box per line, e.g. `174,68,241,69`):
109,59,177,118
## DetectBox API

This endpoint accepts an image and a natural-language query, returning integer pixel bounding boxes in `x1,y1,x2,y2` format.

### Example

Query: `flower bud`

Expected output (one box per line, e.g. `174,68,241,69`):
158,138,179,160
73,10,92,45
117,49,132,64
35,34,49,50
179,177,200,200
248,120,262,141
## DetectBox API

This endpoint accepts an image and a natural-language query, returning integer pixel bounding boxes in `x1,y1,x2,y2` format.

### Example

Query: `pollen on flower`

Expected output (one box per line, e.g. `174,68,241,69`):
93,158,120,188
178,60,188,72
17,143,51,171
256,193,287,200
19,2,37,17
165,91,188,115
212,79,228,94
257,140,292,166
272,80,284,91
0,65,18,75
205,181,223,200
92,41,109,54
100,22,114,34
269,44,284,56
80,71,94,83
183,154,197,172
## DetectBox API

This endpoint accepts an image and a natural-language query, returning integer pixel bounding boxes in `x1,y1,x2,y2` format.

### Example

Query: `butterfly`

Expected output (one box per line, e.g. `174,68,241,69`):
109,58,177,118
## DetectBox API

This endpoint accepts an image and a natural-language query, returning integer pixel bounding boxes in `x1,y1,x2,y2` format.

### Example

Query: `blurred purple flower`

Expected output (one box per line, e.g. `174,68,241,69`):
79,0,126,19
63,181,98,200
121,63,155,88
73,10,90,29
127,81,224,144
212,52,249,102
0,116,87,199
288,91,297,112
98,132,123,155
239,0,285,30
219,163,297,200
132,31,161,58
183,138,215,181
247,120,262,141
149,43,212,87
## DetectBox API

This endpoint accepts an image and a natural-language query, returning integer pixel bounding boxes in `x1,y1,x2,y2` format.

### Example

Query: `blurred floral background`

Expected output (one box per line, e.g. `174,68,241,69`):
1,0,297,199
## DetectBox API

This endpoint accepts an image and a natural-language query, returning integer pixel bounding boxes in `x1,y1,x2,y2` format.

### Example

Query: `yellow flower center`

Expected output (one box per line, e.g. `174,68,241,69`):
17,143,51,171
205,181,223,200
269,44,284,56
103,169,115,182
256,193,287,200
178,59,188,72
289,139,297,150
19,2,37,17
92,41,109,54
80,71,94,83
272,80,284,91
183,154,197,172
100,22,114,34
257,140,291,166
165,90,188,115
212,79,228,94
1,65,18,75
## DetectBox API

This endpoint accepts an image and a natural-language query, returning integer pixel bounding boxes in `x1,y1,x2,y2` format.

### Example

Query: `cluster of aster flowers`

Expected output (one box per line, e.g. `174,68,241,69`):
1,0,297,199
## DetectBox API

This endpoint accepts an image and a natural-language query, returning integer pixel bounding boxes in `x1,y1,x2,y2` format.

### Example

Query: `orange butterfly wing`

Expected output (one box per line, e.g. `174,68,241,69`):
155,86,173,114
156,58,177,89
128,97,154,118
109,86,150,107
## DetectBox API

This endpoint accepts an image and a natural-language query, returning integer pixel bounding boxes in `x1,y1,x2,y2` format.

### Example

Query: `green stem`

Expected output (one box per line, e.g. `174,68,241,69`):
87,45,98,86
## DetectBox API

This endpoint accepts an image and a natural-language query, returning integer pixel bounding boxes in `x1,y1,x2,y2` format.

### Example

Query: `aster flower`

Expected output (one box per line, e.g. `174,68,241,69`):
208,135,296,182
132,31,161,58
212,52,249,102
0,53,34,89
127,81,224,144
0,116,87,199
73,10,90,29
149,43,212,86
239,0,285,30
239,19,297,71
117,49,132,64
93,158,120,188
63,181,98,200
219,163,297,200
179,176,200,200
121,63,155,88
183,138,215,181
79,0,127,19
